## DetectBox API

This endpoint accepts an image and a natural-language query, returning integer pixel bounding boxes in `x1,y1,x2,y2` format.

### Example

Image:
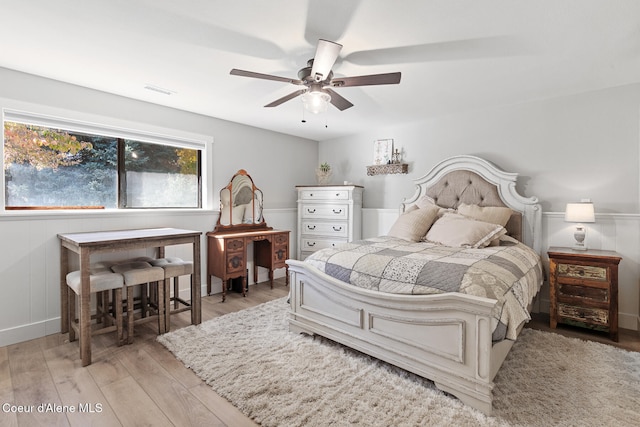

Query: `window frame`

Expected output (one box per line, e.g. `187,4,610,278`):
2,109,209,212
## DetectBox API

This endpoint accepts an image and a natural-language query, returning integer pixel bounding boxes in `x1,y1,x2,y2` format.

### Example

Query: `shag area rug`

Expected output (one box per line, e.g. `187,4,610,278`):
158,298,640,426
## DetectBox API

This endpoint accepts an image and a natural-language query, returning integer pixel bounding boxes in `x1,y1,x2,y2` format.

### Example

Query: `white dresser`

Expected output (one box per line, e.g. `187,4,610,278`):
296,185,364,260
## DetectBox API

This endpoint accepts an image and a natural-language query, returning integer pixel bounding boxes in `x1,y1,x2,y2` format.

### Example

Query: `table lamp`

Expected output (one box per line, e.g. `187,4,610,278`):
564,200,595,250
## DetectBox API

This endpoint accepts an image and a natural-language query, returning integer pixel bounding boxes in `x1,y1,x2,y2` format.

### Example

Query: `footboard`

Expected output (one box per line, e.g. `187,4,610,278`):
287,259,513,415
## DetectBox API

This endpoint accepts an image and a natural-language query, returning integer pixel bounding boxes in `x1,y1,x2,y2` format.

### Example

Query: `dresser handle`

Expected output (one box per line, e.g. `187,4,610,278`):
333,226,342,232
335,193,340,197
307,208,316,213
310,193,314,197
333,209,342,214
307,225,316,230
307,242,316,247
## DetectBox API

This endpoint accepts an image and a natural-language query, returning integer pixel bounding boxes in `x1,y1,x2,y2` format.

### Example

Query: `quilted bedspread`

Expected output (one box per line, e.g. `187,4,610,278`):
304,235,543,342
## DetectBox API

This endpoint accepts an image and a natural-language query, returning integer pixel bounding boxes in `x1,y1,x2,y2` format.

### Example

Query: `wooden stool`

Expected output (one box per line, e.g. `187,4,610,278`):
66,268,125,351
110,261,165,343
149,257,193,332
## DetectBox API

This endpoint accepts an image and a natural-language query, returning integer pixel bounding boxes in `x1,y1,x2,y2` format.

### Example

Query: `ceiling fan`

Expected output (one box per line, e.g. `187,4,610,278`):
230,39,401,113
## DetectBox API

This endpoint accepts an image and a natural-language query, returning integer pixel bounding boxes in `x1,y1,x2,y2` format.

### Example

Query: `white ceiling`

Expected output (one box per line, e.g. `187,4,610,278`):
1,0,639,141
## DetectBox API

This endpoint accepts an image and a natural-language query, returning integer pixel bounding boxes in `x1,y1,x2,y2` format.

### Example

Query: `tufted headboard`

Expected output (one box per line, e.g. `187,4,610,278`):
401,156,541,253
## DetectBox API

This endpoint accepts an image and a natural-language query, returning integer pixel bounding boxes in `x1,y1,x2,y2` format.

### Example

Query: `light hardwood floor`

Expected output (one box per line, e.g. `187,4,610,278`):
2,280,638,426
1,279,289,427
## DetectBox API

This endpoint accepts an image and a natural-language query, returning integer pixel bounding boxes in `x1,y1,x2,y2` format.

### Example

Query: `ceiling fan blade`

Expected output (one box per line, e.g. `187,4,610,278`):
264,89,307,107
330,72,401,88
230,69,303,85
342,36,527,65
325,88,353,111
304,0,362,46
310,39,342,81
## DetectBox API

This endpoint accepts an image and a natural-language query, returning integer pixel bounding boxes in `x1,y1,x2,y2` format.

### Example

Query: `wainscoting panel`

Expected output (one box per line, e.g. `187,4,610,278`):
362,209,640,331
0,208,297,346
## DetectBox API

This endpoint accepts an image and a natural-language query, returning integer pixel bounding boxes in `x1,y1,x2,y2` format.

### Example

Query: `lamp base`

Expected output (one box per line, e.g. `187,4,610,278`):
573,225,587,251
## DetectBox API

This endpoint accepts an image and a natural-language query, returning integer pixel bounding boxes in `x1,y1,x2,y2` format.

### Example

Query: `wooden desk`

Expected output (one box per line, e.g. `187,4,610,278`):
58,228,202,366
206,229,290,301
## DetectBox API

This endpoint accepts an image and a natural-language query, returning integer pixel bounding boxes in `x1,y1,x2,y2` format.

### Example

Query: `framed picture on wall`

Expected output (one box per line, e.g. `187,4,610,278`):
373,139,394,165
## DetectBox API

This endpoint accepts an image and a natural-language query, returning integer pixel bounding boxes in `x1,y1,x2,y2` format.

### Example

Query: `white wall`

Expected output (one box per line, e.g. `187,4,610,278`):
0,68,310,346
327,84,640,331
320,84,640,213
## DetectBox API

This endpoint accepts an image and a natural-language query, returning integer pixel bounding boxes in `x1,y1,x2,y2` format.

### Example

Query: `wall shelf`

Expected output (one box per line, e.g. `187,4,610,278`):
366,163,408,176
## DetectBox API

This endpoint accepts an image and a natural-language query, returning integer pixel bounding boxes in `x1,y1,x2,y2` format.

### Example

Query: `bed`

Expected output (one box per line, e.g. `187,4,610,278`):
286,155,542,415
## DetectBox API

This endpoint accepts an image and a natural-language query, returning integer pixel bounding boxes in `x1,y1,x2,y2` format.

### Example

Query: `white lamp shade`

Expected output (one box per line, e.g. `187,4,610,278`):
564,202,595,223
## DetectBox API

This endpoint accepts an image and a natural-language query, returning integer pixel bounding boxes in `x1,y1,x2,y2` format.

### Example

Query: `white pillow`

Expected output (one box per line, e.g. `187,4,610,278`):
415,195,453,217
388,204,440,242
457,203,512,227
425,212,507,248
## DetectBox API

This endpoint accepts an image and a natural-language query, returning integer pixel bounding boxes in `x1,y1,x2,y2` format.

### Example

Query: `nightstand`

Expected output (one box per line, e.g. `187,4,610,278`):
548,247,622,341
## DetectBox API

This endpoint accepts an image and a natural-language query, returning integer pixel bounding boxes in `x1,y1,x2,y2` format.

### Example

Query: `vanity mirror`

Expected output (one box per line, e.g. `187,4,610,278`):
214,169,271,232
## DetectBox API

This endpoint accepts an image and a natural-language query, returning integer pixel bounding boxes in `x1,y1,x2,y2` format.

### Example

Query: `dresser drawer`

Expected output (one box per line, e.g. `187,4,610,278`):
273,233,289,246
300,190,350,200
557,263,607,281
558,303,608,325
225,238,245,252
225,251,245,274
301,221,348,237
301,204,348,220
301,237,346,252
273,245,288,267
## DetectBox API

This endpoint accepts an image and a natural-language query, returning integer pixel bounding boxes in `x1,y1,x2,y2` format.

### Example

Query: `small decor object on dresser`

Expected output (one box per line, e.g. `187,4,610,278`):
315,162,332,185
548,247,622,341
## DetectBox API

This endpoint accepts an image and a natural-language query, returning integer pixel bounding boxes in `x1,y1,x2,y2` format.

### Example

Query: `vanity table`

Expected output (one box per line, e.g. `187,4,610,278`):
207,170,290,301
207,229,290,301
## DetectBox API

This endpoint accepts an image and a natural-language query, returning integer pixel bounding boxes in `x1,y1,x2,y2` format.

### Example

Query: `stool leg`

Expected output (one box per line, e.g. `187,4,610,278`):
173,278,179,310
114,288,123,346
141,284,148,318
68,288,77,342
156,281,165,334
96,291,103,325
126,286,134,345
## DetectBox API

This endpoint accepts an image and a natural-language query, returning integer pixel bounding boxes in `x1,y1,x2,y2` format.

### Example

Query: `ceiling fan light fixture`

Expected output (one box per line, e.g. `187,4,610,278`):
302,90,331,114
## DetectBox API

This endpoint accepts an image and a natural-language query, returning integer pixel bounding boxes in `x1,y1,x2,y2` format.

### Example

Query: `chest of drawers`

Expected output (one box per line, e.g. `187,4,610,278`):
547,247,622,341
296,185,363,260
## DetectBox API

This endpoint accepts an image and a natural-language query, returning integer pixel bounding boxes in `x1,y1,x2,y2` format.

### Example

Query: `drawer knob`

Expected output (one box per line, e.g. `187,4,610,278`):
307,242,316,247
307,225,316,230
335,193,340,197
333,226,342,232
333,209,342,214
307,208,316,213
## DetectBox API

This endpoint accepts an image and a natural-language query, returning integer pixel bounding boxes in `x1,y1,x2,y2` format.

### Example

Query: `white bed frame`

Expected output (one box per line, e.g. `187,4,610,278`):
287,155,542,415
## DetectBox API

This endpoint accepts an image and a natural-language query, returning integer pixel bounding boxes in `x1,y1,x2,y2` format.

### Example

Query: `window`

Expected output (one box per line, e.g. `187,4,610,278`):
3,111,204,210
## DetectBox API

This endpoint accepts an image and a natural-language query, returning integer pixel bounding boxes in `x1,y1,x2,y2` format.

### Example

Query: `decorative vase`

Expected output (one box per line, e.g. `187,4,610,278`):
316,169,332,185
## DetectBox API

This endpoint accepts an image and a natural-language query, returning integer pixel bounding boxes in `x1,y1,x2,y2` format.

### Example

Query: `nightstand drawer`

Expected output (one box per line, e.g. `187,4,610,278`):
558,283,608,303
557,263,607,281
558,303,608,325
300,190,350,200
